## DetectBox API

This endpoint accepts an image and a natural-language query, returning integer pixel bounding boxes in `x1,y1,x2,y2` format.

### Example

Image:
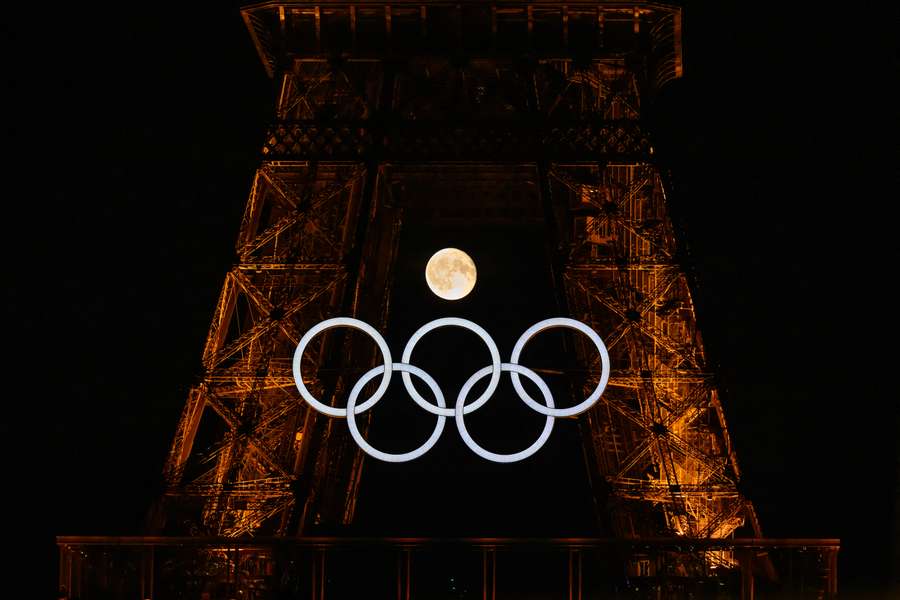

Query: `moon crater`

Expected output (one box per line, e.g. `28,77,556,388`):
425,248,477,300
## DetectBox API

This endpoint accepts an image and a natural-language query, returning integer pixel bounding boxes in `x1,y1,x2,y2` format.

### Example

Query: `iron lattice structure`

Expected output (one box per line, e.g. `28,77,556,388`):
161,1,762,548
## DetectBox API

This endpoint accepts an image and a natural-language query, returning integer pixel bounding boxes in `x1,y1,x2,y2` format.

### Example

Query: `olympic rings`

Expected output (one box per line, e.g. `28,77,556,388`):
401,317,501,416
455,363,555,463
292,317,609,463
509,318,611,418
292,317,392,417
347,363,446,463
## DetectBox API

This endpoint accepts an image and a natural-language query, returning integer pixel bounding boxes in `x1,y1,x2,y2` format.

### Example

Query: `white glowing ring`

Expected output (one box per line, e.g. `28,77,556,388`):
455,363,555,463
292,316,609,462
509,317,610,417
400,317,502,417
292,317,392,417
346,363,446,463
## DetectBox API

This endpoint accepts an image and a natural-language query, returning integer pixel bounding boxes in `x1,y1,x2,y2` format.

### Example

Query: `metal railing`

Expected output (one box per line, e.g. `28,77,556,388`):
57,535,838,599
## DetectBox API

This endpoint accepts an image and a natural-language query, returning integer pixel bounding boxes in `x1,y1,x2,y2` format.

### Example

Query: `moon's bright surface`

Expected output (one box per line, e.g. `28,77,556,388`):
425,248,477,300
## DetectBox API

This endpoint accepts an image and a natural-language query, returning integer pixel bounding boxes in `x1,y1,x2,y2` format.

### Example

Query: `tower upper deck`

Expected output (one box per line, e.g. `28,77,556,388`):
241,1,682,93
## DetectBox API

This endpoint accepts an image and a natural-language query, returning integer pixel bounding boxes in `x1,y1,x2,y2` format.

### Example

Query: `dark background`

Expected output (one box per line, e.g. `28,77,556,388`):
2,1,896,596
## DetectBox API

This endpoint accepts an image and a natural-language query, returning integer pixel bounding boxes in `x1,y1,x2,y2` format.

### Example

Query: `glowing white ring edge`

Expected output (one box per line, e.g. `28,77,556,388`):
400,317,502,417
346,363,446,463
455,363,555,463
292,317,392,417
509,317,610,417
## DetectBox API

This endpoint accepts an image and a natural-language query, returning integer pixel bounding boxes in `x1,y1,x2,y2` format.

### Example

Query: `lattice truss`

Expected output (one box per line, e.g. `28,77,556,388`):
534,59,641,119
552,162,752,541
275,59,380,120
270,56,640,123
396,57,640,120
163,161,368,536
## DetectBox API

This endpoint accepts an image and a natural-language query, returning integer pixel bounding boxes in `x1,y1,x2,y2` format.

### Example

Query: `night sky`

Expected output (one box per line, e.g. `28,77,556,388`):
2,2,896,596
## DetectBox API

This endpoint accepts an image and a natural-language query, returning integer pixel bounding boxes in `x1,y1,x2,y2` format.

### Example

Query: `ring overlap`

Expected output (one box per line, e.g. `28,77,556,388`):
292,317,609,463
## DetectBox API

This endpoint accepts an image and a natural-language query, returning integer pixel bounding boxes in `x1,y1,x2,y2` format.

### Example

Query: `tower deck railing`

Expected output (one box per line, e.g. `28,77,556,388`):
57,535,838,599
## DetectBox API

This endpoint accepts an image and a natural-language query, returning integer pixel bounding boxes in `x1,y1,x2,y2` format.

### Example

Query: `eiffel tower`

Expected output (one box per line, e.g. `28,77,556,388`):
159,0,758,543
56,2,843,598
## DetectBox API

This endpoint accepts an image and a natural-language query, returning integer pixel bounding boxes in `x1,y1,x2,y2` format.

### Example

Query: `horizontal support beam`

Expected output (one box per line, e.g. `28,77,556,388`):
245,1,673,7
236,262,345,271
262,119,652,161
57,535,840,549
242,2,683,83
565,262,679,271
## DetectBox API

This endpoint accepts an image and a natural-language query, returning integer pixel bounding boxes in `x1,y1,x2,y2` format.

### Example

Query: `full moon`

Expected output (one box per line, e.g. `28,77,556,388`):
425,248,477,300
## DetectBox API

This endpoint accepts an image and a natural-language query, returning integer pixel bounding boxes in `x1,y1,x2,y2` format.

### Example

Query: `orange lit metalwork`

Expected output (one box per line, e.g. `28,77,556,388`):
161,0,752,542
153,3,794,594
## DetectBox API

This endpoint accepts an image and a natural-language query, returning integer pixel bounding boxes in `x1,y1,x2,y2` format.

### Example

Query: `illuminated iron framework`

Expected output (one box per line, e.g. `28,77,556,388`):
158,0,764,575
160,0,756,543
